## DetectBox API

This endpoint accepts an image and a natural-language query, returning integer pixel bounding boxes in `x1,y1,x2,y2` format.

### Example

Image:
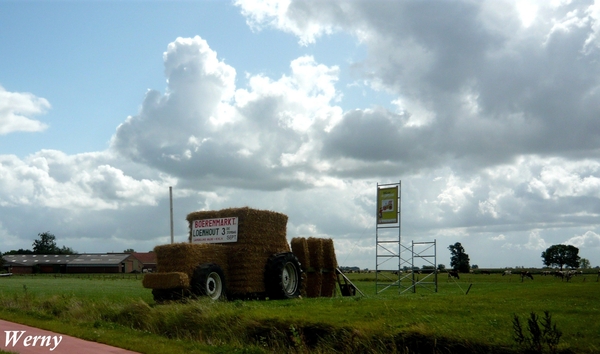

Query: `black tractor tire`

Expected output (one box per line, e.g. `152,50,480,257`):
190,263,226,301
264,252,302,300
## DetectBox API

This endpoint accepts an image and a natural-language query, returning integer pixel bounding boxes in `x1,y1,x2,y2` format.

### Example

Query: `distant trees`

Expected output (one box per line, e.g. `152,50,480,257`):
123,248,135,253
541,244,580,270
3,249,34,255
437,264,446,271
32,232,76,255
448,242,470,273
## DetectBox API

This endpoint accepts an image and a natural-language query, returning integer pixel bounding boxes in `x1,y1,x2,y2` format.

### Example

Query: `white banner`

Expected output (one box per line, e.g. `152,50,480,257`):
191,217,238,244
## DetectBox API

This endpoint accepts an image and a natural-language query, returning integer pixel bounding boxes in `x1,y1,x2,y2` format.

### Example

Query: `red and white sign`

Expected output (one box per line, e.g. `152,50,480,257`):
191,217,238,244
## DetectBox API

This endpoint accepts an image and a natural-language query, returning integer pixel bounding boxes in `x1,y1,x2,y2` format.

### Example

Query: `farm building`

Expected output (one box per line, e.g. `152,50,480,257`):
1,252,157,274
67,254,135,273
2,254,76,274
130,252,157,272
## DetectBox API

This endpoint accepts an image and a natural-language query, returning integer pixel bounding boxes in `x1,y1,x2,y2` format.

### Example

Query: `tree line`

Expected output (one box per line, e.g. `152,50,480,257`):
0,232,77,269
446,242,590,272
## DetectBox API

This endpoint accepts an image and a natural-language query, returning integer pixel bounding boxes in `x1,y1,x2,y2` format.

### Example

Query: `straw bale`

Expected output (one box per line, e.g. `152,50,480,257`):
306,237,324,271
290,237,310,271
321,238,338,271
154,243,229,280
305,272,322,298
142,272,189,289
186,207,289,249
320,271,337,297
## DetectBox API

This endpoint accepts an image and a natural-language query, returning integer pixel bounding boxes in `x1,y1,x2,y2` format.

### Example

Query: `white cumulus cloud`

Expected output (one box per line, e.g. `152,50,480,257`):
0,85,49,135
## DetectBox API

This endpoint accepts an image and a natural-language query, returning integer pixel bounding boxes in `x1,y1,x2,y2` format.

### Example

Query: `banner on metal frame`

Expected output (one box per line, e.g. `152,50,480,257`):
377,186,398,224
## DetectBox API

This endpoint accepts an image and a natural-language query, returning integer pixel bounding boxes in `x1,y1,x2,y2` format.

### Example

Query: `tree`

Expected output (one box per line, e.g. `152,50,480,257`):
59,245,76,255
32,232,60,254
123,248,135,253
579,258,591,269
32,232,76,255
448,242,470,273
541,244,580,270
437,264,446,272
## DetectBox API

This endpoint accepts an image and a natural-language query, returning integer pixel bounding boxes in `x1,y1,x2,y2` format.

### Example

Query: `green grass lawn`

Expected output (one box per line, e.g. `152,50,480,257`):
0,272,598,353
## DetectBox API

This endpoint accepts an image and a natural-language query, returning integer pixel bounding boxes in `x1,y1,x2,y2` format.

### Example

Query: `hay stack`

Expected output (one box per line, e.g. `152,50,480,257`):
186,207,289,295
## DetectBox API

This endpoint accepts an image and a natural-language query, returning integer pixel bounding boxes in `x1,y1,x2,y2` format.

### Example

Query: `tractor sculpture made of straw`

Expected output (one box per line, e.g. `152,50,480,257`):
142,207,342,302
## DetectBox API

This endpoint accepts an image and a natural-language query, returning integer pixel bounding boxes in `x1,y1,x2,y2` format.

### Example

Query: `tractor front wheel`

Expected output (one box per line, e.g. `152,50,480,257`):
191,263,226,301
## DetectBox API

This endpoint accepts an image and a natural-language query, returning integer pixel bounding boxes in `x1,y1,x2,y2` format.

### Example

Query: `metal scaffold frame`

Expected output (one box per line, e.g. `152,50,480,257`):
375,182,438,294
375,181,404,294
406,240,438,294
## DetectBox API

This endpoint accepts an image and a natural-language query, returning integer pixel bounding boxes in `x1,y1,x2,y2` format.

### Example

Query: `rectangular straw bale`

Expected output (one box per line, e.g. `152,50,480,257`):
321,238,338,271
154,243,228,280
187,207,288,249
142,272,189,289
291,237,310,271
306,237,324,271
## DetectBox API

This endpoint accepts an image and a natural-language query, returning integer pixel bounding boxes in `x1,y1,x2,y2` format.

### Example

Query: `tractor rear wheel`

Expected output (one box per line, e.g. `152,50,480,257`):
191,263,226,300
265,252,302,299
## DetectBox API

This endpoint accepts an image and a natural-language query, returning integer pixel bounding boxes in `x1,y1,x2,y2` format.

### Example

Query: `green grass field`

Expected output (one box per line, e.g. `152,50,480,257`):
0,271,598,353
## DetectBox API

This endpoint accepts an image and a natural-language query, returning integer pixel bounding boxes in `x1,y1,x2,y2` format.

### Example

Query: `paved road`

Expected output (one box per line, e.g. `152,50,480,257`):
0,319,139,354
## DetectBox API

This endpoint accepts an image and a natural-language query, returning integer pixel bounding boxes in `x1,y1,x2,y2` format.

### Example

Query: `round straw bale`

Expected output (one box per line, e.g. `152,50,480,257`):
305,272,322,298
306,237,324,271
299,272,307,298
320,271,337,297
291,237,310,271
321,238,338,271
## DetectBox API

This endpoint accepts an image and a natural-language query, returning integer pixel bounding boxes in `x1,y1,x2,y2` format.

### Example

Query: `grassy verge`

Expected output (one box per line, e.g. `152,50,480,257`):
0,272,598,353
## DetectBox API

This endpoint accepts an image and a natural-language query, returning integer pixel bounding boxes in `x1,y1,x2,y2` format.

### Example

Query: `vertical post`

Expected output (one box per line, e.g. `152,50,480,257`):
169,186,174,244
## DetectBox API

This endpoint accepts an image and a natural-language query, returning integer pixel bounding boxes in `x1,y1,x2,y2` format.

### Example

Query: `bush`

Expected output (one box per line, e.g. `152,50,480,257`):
512,311,562,353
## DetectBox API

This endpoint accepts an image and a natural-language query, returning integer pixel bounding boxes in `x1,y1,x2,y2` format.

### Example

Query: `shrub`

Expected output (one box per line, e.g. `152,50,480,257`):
512,311,562,353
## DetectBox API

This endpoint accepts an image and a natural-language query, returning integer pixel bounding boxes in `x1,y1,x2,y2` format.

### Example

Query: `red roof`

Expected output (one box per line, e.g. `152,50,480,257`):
131,252,156,264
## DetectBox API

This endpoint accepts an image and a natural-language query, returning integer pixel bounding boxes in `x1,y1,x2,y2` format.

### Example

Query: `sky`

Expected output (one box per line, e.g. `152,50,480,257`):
1,0,600,270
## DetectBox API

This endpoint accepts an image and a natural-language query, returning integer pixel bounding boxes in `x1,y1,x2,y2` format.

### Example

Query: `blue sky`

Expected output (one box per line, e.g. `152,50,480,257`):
2,0,600,270
0,1,381,156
